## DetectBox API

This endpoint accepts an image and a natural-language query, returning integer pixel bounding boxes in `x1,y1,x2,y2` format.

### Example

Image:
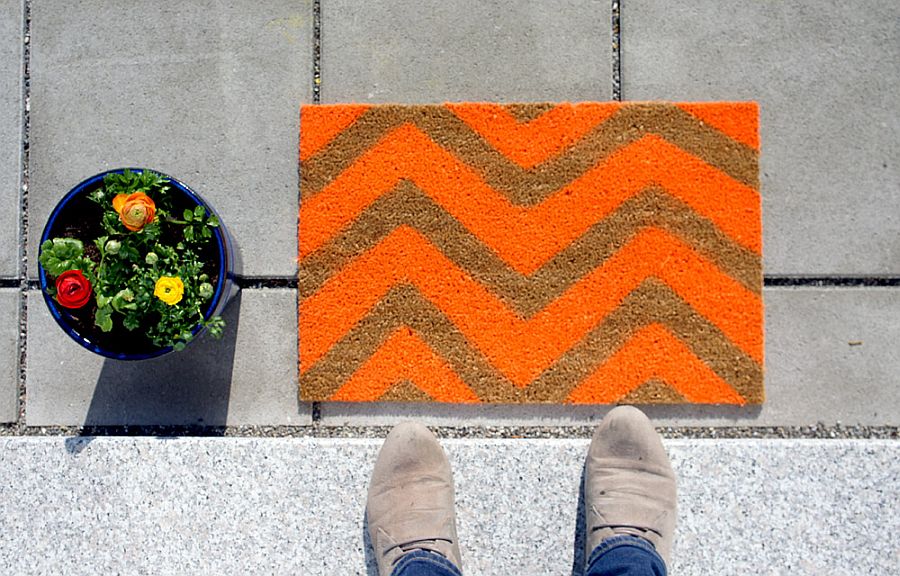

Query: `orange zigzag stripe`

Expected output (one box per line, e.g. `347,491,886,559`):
300,226,762,386
300,104,371,161
677,102,759,150
566,323,746,404
329,328,481,403
298,126,761,275
446,102,623,168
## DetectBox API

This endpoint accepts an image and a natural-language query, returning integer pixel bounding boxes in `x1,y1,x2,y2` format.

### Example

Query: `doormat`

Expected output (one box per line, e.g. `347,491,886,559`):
298,102,763,405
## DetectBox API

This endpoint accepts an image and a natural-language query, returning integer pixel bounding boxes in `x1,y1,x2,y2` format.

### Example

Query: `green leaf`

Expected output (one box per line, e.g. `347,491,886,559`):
183,208,194,222
94,236,109,254
111,289,137,312
205,316,225,339
184,227,194,242
194,205,206,219
123,313,141,331
95,305,113,332
207,215,219,228
39,238,86,276
89,187,105,204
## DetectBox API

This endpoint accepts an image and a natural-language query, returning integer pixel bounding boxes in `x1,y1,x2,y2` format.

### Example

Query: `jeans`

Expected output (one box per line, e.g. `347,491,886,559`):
390,550,463,576
586,535,667,576
389,536,666,576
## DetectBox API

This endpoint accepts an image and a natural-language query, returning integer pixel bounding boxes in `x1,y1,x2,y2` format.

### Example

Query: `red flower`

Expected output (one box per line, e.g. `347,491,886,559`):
55,270,92,309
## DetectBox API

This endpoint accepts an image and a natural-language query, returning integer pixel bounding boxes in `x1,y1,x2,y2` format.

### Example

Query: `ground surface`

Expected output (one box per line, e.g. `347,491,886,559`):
0,1,898,574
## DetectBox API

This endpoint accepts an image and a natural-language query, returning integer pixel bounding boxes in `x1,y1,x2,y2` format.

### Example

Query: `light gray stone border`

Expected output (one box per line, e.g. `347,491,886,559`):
0,423,896,440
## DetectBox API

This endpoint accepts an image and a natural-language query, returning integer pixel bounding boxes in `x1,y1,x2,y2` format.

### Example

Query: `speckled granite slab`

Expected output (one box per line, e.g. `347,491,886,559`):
0,438,895,575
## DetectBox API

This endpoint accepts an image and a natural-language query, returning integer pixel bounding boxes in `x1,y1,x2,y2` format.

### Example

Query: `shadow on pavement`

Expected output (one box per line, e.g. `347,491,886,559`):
362,511,379,576
77,291,243,431
570,462,587,576
322,402,763,427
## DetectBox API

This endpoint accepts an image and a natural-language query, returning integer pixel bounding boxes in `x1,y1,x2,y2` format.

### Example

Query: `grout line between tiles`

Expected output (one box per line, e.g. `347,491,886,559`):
16,0,32,432
218,277,900,290
764,276,900,287
236,276,298,289
313,0,321,103
612,0,621,100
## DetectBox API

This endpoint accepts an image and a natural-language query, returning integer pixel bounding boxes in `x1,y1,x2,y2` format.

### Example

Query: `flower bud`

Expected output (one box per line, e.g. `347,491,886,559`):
199,282,214,299
104,239,121,255
145,252,158,266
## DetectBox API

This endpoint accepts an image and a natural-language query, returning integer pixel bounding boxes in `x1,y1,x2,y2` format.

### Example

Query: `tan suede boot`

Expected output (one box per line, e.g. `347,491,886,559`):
585,405,677,568
366,422,462,576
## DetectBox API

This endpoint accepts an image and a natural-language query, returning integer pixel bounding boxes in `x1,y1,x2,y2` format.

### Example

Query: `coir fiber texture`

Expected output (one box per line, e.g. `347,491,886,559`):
298,102,763,405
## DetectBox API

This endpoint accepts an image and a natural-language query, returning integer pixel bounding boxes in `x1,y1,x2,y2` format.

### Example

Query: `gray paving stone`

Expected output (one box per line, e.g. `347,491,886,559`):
28,0,311,278
320,288,900,427
322,0,611,103
0,0,22,277
0,437,895,575
621,0,900,275
26,288,308,426
0,289,18,423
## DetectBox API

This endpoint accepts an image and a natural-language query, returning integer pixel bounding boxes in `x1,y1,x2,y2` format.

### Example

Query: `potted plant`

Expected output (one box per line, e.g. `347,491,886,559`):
38,168,238,359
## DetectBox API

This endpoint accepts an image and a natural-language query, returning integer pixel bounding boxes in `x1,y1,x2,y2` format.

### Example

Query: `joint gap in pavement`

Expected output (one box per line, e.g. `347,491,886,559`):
16,0,33,432
0,424,896,440
235,276,298,289
764,276,900,288
611,0,622,100
312,0,321,103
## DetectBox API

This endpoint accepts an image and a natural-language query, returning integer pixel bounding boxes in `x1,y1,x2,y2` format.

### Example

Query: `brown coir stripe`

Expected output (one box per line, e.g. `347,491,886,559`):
379,381,434,403
503,103,557,123
622,379,688,403
298,182,762,310
299,280,761,403
301,103,759,203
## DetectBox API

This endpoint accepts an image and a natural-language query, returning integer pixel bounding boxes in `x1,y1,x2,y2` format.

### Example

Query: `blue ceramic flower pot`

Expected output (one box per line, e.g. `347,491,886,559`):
38,168,240,360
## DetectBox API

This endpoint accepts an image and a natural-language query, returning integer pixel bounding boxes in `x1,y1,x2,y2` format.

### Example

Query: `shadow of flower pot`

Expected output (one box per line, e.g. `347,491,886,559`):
80,291,243,430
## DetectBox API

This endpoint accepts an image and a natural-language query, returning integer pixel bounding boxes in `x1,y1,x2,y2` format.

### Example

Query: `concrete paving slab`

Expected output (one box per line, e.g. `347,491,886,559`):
28,0,311,278
322,0,611,103
320,287,900,427
620,0,900,275
0,0,22,277
0,437,895,575
26,288,308,426
0,289,18,422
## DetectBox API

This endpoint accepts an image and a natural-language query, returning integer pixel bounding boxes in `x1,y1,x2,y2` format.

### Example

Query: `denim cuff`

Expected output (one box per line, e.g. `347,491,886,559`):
390,549,463,576
587,534,664,568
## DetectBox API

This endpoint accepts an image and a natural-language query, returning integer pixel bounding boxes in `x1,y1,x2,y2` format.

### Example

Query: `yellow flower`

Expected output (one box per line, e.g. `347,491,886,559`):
154,276,184,306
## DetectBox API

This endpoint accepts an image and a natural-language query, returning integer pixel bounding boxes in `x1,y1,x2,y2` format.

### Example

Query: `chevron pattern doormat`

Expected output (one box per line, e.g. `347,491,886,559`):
298,102,763,405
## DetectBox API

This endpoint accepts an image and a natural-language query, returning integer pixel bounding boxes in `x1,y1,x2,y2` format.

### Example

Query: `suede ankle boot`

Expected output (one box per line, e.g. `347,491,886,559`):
367,422,462,576
585,405,677,568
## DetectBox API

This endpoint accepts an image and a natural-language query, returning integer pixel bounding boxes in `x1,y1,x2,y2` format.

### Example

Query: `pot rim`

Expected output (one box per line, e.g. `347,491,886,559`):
38,167,232,360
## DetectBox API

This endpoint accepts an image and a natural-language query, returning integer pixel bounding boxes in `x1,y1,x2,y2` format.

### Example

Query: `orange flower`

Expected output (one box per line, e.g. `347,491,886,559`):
113,192,156,232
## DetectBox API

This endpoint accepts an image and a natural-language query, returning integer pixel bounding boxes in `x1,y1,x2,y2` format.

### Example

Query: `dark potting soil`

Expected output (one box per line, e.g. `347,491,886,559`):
43,183,221,355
